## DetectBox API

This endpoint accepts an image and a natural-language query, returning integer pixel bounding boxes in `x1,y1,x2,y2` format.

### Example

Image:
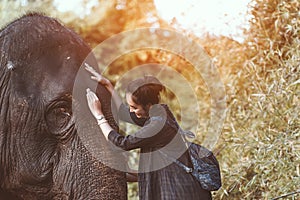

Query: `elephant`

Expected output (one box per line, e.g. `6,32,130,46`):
0,13,127,199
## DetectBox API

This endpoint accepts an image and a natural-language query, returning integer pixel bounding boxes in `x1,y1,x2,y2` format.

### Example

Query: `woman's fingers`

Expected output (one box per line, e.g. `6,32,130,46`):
85,63,101,78
86,88,103,118
84,63,111,87
91,76,99,81
84,63,94,74
86,92,94,107
87,91,101,112
84,63,95,72
86,88,94,103
91,91,99,101
85,63,91,68
86,88,98,102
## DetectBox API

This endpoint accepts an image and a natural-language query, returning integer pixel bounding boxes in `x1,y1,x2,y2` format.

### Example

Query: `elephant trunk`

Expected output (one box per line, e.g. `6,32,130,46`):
52,138,127,200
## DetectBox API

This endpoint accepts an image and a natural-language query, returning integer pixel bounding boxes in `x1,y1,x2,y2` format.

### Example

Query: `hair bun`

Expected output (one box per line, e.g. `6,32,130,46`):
143,75,165,92
126,75,165,106
144,75,161,84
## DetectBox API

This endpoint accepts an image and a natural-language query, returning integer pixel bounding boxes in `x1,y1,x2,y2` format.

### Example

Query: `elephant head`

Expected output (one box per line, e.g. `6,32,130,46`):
0,13,127,199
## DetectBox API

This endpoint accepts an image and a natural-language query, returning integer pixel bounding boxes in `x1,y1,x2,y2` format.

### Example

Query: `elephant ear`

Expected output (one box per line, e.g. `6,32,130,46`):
45,95,74,139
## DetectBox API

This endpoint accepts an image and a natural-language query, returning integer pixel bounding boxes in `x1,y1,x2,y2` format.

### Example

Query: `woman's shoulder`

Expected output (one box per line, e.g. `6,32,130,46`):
160,104,178,121
149,104,174,119
148,104,179,129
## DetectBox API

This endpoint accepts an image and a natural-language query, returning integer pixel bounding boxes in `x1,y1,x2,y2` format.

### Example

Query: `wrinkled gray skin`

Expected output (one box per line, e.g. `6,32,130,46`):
0,13,127,199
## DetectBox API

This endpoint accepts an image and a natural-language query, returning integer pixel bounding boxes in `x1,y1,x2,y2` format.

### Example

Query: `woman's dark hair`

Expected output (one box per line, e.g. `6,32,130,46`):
126,75,165,107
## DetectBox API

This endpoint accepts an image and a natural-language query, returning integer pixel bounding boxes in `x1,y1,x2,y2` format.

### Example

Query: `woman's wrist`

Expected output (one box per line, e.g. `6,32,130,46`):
95,114,104,122
97,119,108,126
106,84,114,94
96,114,108,126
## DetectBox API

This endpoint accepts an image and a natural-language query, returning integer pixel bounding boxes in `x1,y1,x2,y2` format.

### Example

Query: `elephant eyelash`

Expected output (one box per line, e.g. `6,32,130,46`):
46,102,73,123
58,107,71,117
62,112,71,117
57,109,72,120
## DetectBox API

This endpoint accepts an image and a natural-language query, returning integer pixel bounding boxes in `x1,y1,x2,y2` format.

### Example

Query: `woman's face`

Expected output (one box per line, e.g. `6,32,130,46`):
126,93,150,118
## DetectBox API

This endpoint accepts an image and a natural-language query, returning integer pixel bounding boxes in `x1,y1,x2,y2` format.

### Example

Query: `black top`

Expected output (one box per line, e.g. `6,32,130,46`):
108,104,212,200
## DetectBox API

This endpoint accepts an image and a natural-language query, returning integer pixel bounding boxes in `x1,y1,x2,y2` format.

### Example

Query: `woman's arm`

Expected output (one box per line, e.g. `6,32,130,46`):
107,117,166,151
126,172,138,182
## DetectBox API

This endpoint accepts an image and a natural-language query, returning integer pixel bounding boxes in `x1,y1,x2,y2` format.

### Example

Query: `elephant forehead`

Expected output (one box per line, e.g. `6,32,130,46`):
41,71,77,101
10,59,79,102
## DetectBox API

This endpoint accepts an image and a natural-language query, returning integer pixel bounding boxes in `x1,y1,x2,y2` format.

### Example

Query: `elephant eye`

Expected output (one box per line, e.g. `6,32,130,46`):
55,107,71,117
46,101,73,136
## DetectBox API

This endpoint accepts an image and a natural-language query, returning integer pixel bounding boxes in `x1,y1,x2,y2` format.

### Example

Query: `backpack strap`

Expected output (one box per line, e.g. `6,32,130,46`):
159,149,193,173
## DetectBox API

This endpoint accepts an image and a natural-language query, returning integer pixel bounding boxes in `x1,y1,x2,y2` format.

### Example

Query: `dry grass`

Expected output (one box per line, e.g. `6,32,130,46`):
204,0,300,199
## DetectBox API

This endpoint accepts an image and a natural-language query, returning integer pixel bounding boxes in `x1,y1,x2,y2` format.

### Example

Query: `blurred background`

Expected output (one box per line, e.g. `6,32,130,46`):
1,0,299,199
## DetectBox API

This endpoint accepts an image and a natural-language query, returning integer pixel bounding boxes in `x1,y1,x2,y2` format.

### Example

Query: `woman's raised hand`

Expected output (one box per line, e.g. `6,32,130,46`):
85,63,122,109
86,88,103,118
84,63,113,90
